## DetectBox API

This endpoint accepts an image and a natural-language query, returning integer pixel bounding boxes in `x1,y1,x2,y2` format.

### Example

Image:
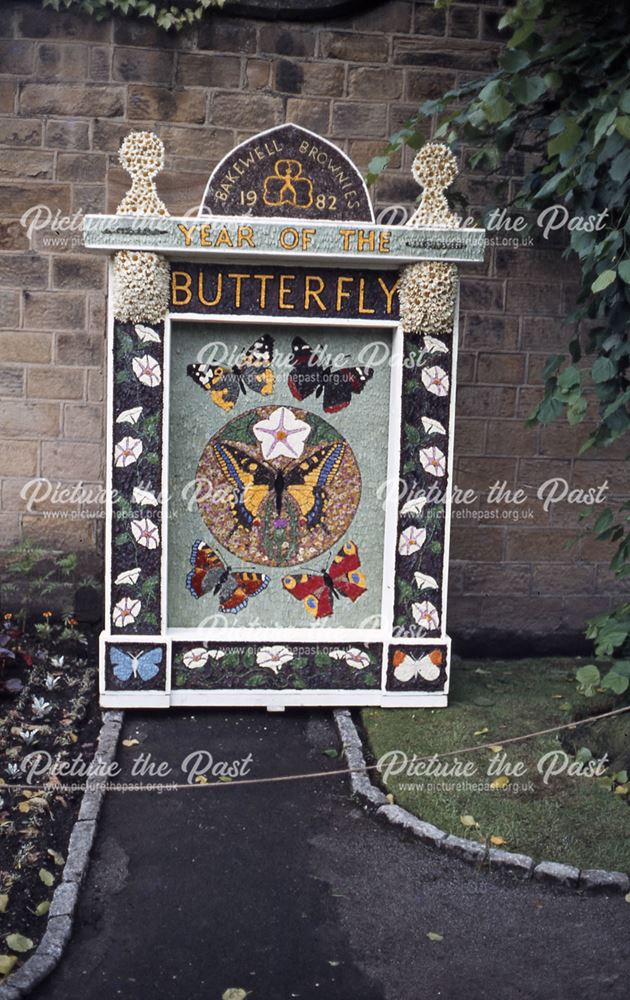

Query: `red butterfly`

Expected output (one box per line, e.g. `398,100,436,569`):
282,540,367,619
186,541,269,614
288,337,373,414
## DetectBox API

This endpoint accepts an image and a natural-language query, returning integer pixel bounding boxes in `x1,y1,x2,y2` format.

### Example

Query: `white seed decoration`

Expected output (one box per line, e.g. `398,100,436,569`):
401,142,460,334
398,260,457,335
114,132,170,323
113,251,171,325
408,142,460,229
117,131,168,217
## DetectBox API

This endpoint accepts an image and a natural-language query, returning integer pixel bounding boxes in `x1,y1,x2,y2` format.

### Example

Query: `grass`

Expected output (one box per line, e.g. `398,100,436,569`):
362,659,630,872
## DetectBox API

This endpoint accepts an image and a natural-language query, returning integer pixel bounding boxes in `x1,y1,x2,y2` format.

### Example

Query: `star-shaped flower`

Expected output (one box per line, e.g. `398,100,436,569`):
112,596,141,629
253,407,311,461
421,365,449,397
419,446,446,478
114,436,143,468
132,354,162,387
398,525,427,556
130,517,160,550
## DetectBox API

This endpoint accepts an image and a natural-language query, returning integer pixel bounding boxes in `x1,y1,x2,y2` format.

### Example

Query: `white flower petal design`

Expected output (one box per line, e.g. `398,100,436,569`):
398,525,426,556
419,446,446,478
116,406,143,425
253,407,311,461
183,647,211,669
135,324,161,343
345,648,371,670
421,365,449,397
114,435,143,468
133,486,159,507
132,354,162,387
256,644,293,674
328,647,370,669
130,517,160,550
414,571,439,590
411,601,440,632
114,567,141,586
401,495,427,516
112,596,141,629
424,335,449,354
422,416,446,436
207,650,225,660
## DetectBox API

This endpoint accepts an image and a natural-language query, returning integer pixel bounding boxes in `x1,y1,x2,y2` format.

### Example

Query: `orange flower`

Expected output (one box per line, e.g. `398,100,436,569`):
3,613,12,621
67,617,78,627
42,611,53,619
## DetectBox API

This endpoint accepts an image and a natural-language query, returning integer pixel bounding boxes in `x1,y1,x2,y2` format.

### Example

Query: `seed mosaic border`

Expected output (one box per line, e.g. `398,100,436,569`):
172,641,383,691
109,320,165,636
394,330,453,639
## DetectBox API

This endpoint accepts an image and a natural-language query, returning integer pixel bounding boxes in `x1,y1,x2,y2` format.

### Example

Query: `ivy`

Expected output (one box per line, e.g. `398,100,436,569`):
42,0,229,30
369,0,630,698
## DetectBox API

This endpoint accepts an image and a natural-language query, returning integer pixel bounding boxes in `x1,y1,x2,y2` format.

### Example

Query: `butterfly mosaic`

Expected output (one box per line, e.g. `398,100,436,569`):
391,648,446,689
213,439,346,533
187,334,275,411
110,646,163,684
282,540,367,619
288,336,374,413
186,540,270,613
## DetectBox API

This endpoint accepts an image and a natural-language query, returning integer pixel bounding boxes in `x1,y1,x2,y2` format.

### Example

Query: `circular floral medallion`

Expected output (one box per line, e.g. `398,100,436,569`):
195,405,361,567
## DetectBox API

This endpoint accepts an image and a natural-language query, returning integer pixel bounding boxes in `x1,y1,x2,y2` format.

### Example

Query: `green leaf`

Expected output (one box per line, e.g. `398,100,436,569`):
616,115,630,140
507,20,536,48
535,395,563,424
591,269,616,293
601,670,629,695
593,109,618,146
5,934,33,954
427,931,444,942
576,664,601,689
548,121,582,156
591,357,616,383
366,155,391,181
0,895,7,914
557,366,580,390
39,868,55,887
618,260,630,284
35,901,50,917
610,149,630,184
512,75,547,105
0,956,17,976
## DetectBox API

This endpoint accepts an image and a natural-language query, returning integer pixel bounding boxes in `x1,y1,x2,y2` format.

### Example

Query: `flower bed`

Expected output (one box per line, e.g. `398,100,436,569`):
0,614,100,979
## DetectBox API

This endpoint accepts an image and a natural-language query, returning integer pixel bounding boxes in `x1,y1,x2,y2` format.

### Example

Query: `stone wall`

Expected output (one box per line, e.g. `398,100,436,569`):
0,0,622,648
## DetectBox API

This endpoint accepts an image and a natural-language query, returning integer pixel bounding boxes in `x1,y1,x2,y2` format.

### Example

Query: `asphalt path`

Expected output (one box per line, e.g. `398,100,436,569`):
31,709,630,1000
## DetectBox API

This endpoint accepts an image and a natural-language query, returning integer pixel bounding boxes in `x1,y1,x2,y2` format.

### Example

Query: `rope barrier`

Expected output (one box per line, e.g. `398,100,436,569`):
9,702,630,794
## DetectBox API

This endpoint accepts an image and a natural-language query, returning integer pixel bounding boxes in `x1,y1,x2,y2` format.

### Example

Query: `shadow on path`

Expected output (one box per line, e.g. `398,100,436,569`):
31,709,630,1000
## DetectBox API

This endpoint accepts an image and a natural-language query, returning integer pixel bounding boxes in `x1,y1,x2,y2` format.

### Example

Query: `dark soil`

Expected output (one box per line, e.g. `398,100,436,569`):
0,619,101,975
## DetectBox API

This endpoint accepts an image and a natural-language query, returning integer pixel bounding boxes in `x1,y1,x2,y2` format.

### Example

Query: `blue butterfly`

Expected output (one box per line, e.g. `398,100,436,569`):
110,646,163,683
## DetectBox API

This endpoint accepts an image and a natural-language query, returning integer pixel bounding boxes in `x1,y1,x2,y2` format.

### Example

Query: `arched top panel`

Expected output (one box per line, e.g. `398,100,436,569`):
200,124,374,223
